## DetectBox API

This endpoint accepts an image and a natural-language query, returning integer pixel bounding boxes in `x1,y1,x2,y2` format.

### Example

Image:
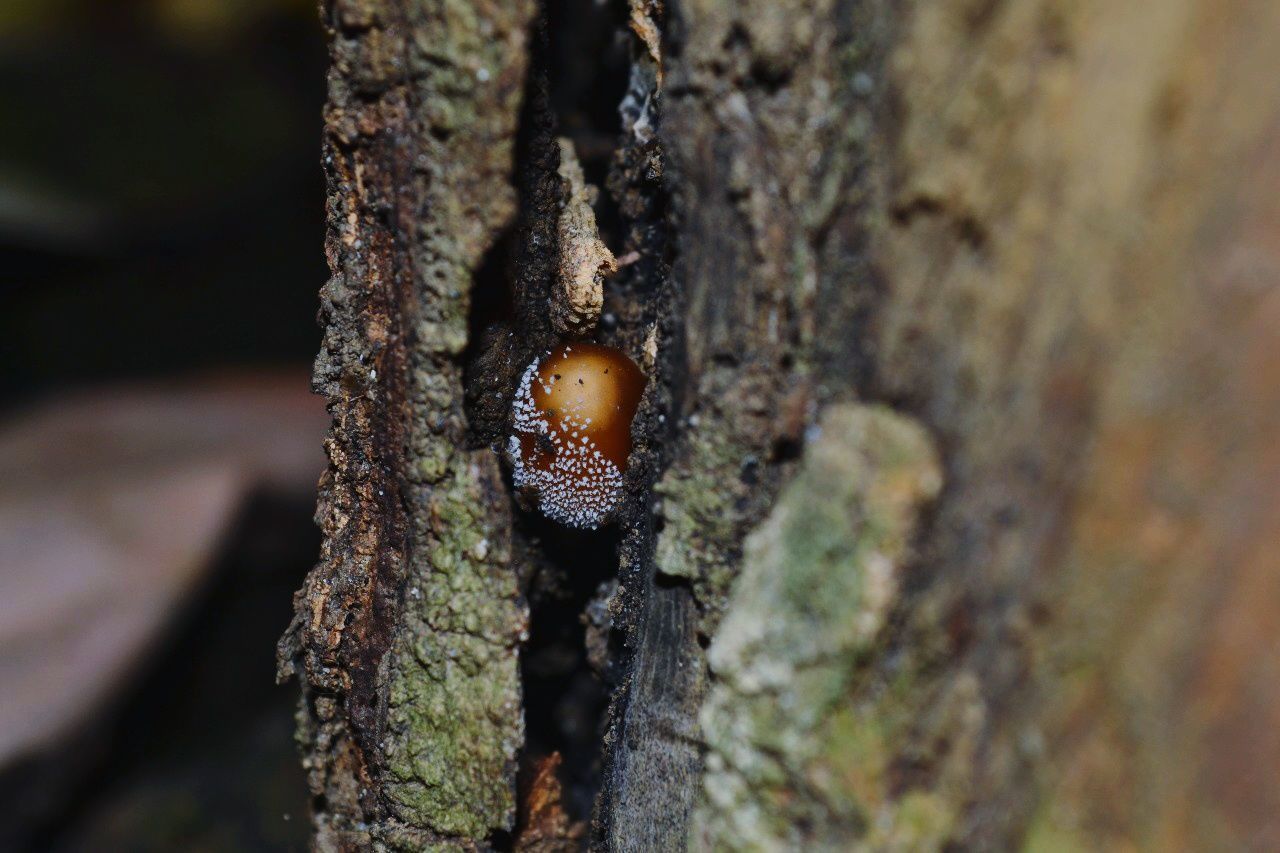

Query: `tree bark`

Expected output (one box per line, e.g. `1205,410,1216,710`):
282,0,1280,849
276,0,535,848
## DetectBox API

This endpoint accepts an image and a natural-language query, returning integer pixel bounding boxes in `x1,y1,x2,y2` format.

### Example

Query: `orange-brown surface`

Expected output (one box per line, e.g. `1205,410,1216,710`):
528,343,646,472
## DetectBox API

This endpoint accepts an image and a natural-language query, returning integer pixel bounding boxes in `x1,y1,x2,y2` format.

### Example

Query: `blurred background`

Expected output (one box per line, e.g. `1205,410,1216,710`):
1,1,330,849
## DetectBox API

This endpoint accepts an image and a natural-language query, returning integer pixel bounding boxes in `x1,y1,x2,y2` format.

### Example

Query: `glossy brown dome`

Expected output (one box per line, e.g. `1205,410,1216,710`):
508,343,645,528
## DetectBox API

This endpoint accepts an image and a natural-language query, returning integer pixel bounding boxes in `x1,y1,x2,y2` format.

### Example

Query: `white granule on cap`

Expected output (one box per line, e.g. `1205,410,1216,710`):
508,352,624,529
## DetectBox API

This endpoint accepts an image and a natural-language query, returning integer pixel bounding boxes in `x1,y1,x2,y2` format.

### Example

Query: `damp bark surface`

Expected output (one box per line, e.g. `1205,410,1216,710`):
282,0,1280,850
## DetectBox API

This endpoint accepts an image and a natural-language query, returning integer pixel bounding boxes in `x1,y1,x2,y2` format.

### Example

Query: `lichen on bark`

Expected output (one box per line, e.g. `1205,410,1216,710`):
690,404,943,849
654,0,885,634
599,0,889,845
279,0,536,847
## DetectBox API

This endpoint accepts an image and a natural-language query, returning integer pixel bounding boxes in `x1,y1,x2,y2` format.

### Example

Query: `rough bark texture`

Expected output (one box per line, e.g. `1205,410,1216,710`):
668,0,1280,849
284,0,1280,849
861,2,1280,847
277,0,535,848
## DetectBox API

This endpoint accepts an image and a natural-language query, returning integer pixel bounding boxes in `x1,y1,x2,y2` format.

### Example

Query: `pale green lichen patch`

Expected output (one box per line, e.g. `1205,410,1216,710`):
654,411,753,623
383,453,526,839
690,403,948,850
372,0,534,840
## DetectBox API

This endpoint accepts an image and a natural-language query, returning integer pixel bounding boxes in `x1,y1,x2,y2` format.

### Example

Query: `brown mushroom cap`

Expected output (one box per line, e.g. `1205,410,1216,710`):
529,343,644,471
508,343,646,529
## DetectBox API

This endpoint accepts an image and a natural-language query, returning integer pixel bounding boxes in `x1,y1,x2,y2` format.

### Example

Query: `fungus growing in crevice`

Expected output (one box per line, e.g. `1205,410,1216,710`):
508,343,646,529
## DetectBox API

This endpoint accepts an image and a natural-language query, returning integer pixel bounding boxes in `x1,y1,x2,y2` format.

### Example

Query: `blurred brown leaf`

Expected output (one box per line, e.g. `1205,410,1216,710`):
0,371,326,766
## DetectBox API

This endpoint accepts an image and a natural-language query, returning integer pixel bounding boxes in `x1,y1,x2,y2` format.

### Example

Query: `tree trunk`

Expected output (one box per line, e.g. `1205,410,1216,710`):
280,0,1280,849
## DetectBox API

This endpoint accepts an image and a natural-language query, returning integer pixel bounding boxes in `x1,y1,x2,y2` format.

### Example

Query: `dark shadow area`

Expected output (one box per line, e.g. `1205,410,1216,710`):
1,493,318,852
478,0,634,834
0,5,327,409
543,0,630,256
0,3,328,850
516,517,620,823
